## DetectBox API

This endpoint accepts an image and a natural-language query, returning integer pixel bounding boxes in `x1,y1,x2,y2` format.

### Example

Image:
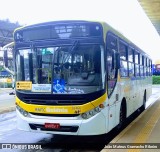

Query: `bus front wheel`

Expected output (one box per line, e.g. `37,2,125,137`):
117,101,126,129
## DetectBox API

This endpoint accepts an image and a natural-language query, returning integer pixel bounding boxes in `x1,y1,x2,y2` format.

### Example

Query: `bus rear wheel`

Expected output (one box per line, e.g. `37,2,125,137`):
140,92,146,111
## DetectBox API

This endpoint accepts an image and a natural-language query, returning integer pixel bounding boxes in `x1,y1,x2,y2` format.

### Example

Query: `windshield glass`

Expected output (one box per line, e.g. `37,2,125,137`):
16,44,104,94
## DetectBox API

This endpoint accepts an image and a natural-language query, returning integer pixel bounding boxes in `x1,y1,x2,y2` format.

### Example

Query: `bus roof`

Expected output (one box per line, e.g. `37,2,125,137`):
14,20,151,59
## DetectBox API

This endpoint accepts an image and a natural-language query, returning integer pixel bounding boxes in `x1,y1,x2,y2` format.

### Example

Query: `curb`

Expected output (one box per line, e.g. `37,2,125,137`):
0,106,16,114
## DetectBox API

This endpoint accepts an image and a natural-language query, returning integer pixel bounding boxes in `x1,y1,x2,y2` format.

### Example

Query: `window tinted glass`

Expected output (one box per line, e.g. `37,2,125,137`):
135,51,139,64
119,42,127,60
128,47,134,62
120,60,128,77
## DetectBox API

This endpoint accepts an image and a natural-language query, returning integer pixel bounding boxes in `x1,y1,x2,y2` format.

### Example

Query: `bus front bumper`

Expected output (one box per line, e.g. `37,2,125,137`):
16,109,106,136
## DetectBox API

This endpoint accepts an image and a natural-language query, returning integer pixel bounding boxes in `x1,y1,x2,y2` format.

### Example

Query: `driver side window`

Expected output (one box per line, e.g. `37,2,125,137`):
106,33,118,98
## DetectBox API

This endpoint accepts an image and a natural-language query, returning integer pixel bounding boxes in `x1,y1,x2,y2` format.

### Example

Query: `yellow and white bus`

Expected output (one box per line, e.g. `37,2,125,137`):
10,20,152,135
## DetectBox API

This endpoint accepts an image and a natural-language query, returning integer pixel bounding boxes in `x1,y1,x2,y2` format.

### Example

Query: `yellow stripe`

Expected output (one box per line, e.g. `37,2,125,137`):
127,104,160,152
16,93,107,114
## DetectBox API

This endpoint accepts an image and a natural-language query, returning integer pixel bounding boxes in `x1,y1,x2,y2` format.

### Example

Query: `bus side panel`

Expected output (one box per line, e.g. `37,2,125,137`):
108,81,122,131
146,77,152,101
78,112,106,135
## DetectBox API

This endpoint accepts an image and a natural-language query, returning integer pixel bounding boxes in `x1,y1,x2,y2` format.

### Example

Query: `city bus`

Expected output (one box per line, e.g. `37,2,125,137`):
7,20,152,135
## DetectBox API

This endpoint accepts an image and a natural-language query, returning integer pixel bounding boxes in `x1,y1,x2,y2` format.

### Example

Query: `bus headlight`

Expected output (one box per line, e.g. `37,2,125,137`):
81,104,104,119
16,105,29,117
81,113,88,119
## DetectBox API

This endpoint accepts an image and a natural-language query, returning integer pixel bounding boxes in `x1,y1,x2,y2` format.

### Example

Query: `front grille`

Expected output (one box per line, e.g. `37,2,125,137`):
16,89,105,106
23,98,85,105
30,112,79,117
29,124,79,132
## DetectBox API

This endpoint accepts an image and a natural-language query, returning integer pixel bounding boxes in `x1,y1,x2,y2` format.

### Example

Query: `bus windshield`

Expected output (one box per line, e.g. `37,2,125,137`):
16,44,104,94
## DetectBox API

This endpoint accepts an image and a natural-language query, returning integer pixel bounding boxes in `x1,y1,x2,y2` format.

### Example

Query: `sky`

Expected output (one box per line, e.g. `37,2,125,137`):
0,0,160,62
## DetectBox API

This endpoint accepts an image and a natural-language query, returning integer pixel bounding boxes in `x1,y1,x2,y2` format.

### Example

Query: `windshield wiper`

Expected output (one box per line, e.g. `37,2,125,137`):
69,40,79,53
63,40,79,63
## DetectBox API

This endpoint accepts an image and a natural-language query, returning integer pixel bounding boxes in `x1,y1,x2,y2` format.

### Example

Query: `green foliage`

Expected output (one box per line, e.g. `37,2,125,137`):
152,76,160,84
0,66,4,71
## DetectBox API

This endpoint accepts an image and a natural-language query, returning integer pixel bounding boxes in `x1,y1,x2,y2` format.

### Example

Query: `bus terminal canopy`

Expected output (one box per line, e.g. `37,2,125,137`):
138,0,160,36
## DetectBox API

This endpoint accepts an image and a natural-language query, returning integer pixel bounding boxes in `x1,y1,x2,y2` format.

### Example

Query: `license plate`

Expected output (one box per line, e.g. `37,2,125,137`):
44,123,60,129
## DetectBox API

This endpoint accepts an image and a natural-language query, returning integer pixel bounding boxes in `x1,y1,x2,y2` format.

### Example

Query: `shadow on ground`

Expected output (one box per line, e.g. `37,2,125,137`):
37,109,143,151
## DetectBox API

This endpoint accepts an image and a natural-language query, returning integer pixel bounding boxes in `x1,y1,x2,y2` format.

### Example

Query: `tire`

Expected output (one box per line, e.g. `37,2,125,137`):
117,103,126,129
140,92,146,111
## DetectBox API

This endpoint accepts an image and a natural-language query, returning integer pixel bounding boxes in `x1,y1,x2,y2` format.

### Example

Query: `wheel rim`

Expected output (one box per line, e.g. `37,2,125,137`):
120,106,123,123
120,105,125,123
143,93,146,109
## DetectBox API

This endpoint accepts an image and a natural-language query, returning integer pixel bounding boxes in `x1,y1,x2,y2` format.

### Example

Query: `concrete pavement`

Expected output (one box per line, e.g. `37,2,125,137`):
0,88,16,114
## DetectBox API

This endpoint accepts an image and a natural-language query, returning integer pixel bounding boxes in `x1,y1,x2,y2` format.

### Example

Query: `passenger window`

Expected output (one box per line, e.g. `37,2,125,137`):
135,64,140,76
119,42,127,60
135,51,139,64
140,65,144,76
119,41,128,77
128,62,134,77
120,60,128,77
128,47,134,62
144,67,146,76
143,57,146,66
146,67,149,76
150,60,152,76
146,58,148,67
143,57,146,76
139,54,142,65
139,55,143,76
128,47,134,77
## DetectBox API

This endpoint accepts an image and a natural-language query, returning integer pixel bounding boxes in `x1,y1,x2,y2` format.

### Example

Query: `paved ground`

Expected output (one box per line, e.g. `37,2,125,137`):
0,88,15,114
0,88,14,93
